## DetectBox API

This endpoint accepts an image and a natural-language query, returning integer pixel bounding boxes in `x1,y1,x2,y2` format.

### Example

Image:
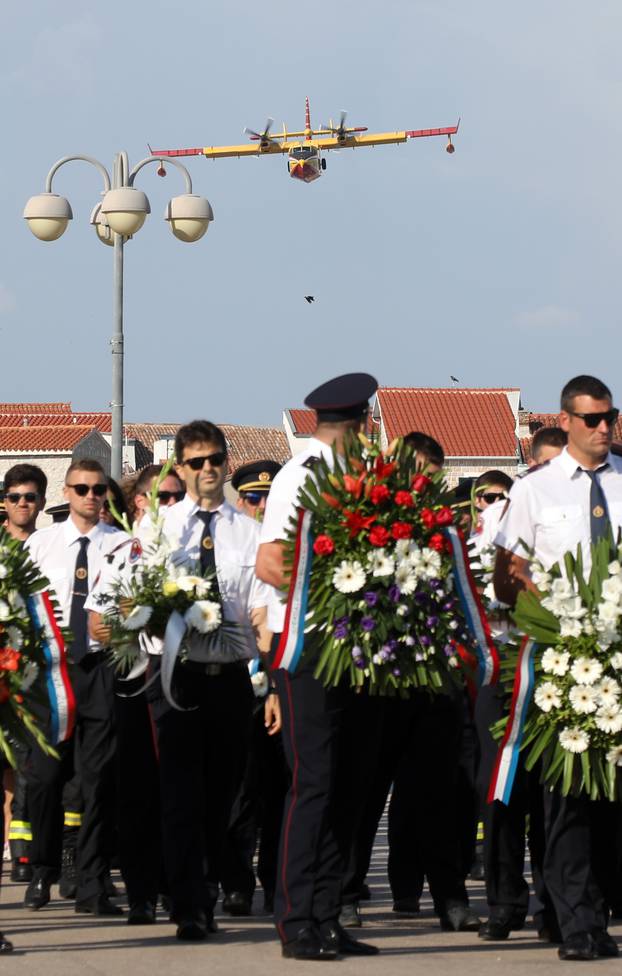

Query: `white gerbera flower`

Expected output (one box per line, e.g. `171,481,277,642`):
569,684,598,714
534,682,562,713
559,727,590,754
394,564,418,595
541,647,570,676
601,577,622,603
332,560,366,594
367,549,395,577
394,539,420,561
176,575,205,592
185,600,222,634
121,605,153,631
607,745,622,766
570,657,603,685
610,652,622,671
596,677,620,708
595,706,622,734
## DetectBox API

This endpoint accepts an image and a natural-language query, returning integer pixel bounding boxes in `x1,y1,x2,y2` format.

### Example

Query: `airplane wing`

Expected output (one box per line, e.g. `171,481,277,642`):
149,141,292,160
312,122,460,152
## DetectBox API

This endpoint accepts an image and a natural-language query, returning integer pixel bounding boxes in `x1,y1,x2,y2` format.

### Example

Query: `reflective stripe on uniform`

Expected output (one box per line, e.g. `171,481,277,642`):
8,820,33,842
64,811,82,828
477,820,484,842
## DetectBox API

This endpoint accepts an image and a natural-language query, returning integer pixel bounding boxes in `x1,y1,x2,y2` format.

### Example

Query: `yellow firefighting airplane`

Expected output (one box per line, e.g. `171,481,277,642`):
149,97,460,184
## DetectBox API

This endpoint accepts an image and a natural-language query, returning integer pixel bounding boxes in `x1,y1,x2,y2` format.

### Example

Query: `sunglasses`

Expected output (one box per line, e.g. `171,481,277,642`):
182,452,226,471
6,491,39,504
66,483,108,498
157,490,185,503
241,491,266,505
568,408,619,429
479,492,507,505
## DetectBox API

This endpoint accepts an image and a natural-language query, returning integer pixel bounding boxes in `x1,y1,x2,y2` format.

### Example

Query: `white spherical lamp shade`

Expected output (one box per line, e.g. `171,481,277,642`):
89,203,114,246
165,194,214,242
101,187,150,235
23,192,73,241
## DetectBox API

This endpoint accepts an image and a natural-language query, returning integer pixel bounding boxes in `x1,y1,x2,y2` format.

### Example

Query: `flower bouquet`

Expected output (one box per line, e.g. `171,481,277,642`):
493,536,622,800
276,434,473,695
0,527,62,764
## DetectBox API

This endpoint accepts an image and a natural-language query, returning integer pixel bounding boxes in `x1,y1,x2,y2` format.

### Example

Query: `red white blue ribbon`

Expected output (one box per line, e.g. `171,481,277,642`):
487,637,537,805
444,525,500,686
272,509,314,673
27,591,76,744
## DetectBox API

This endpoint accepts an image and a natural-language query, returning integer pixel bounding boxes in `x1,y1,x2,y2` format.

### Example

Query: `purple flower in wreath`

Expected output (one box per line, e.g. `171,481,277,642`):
444,643,454,656
363,591,379,607
392,667,401,677
361,616,376,632
426,615,439,629
428,578,441,590
388,584,401,603
419,634,432,648
333,616,350,639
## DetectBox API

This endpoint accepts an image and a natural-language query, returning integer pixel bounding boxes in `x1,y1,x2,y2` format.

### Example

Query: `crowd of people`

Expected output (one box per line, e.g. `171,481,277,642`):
0,371,621,963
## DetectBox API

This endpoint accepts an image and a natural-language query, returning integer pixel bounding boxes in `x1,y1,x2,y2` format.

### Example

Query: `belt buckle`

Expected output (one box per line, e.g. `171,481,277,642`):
205,663,222,677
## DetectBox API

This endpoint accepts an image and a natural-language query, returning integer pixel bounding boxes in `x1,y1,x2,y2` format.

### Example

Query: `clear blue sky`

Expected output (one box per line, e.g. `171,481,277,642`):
1,1,620,425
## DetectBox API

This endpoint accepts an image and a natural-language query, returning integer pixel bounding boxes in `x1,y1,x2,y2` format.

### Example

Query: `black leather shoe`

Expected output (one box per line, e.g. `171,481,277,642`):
24,876,51,910
592,929,619,958
282,926,338,960
128,900,156,925
320,921,379,955
0,932,14,954
392,897,420,916
479,911,525,941
222,891,252,916
75,894,124,916
339,901,362,928
558,932,598,961
11,860,33,883
176,914,207,941
440,901,481,932
59,844,77,899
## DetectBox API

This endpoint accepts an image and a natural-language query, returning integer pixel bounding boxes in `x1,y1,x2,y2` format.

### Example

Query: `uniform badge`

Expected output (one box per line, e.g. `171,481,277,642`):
129,539,143,563
593,505,605,518
259,471,270,482
202,537,214,550
75,567,88,581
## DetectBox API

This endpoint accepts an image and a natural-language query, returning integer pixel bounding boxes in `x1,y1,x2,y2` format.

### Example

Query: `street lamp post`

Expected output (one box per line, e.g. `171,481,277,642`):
24,151,214,480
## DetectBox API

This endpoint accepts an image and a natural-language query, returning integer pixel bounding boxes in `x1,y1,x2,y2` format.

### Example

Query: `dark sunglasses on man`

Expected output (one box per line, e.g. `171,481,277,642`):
182,452,227,471
157,490,185,503
567,408,619,429
240,491,266,506
6,491,40,504
66,483,108,497
479,491,507,505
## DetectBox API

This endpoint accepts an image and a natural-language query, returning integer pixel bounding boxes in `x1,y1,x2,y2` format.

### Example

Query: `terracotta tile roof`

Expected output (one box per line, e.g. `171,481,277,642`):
0,425,100,453
287,409,316,436
220,425,291,472
125,424,179,452
0,402,72,414
377,388,519,457
0,412,112,431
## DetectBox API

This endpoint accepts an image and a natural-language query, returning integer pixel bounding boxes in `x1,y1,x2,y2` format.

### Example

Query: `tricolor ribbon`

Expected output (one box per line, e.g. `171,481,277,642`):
487,637,537,805
27,591,76,744
272,509,314,673
444,525,500,686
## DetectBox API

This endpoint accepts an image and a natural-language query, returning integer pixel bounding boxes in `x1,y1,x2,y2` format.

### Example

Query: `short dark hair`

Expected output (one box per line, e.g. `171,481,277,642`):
531,426,567,462
174,421,227,464
3,463,47,497
475,469,513,493
561,375,612,412
65,458,106,483
403,431,445,467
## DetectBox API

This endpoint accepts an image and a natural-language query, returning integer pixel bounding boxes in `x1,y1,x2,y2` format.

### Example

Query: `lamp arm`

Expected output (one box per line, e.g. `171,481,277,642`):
128,156,193,194
44,155,111,194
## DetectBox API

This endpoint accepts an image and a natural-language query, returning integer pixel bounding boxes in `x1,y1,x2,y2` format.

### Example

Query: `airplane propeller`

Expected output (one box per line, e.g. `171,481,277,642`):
244,117,275,147
322,111,348,141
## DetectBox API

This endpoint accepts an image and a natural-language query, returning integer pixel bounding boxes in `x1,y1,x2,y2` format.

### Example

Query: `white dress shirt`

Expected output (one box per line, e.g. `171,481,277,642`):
163,494,269,661
495,447,622,571
259,436,336,632
469,499,508,557
27,517,129,654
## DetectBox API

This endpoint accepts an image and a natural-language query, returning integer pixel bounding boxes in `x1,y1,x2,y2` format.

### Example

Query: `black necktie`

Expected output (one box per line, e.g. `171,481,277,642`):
584,467,610,543
195,510,219,591
69,537,90,662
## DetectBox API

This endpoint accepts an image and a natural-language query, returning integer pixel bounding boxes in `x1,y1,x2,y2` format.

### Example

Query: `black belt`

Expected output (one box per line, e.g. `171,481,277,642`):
181,659,249,677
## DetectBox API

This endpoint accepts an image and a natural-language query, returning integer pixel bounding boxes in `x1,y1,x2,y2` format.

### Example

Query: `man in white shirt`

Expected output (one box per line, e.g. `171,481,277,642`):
256,372,380,961
494,374,622,962
154,421,270,942
23,458,128,916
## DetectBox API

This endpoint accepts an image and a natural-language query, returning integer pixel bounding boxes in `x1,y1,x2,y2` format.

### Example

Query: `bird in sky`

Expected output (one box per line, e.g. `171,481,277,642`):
304,295,315,304
450,375,460,384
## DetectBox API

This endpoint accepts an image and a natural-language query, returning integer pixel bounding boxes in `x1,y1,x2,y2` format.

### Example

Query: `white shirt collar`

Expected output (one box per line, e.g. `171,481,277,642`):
181,493,234,523
557,445,614,480
308,436,340,461
63,515,106,545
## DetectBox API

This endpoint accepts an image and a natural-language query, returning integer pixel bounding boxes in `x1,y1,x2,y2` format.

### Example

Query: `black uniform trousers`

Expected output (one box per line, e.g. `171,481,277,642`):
115,686,161,906
542,791,620,940
475,684,551,927
9,749,31,863
24,655,116,900
154,662,254,921
221,703,289,901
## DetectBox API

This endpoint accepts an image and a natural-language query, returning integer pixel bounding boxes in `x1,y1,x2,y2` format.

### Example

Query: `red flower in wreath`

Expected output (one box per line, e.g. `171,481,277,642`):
313,535,335,556
343,472,366,499
394,490,414,508
370,484,391,505
428,533,446,552
391,522,413,540
369,525,390,547
374,457,396,480
0,647,21,672
434,507,454,526
321,492,342,510
420,508,436,529
412,474,431,493
342,510,377,539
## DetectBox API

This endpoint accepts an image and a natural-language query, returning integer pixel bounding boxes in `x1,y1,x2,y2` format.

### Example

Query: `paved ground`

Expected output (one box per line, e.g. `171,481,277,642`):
2,826,621,974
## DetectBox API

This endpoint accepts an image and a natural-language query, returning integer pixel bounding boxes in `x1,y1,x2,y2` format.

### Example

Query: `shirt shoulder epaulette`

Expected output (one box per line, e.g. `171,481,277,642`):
302,455,321,471
518,459,551,479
